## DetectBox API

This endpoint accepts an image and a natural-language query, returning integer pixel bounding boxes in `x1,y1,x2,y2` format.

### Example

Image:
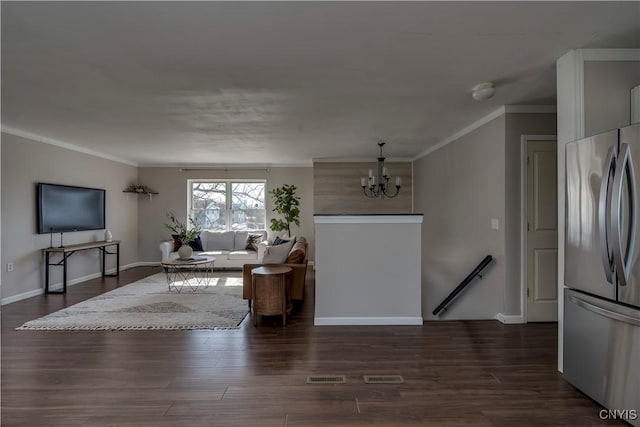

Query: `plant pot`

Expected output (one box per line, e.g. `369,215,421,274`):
178,244,193,259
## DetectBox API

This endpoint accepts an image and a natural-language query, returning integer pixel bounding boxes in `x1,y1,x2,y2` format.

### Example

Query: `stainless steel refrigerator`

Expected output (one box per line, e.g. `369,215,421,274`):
565,123,640,425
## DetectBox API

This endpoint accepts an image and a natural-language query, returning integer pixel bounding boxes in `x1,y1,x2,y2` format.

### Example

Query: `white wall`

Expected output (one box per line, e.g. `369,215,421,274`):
414,115,506,320
137,166,315,262
0,137,2,303
413,109,557,321
584,60,640,136
1,132,139,303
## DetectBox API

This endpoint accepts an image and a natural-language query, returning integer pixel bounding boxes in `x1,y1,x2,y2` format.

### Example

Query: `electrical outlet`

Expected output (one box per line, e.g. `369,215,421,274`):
7,262,14,272
491,218,499,230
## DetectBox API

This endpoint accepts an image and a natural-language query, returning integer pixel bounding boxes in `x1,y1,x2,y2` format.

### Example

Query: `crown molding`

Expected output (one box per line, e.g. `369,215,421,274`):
1,126,138,167
0,127,315,168
504,105,557,114
138,161,313,168
581,48,640,61
413,105,556,161
312,157,413,163
413,107,505,161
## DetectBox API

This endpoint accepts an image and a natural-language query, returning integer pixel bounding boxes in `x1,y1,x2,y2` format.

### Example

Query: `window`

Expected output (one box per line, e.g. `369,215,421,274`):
189,180,266,231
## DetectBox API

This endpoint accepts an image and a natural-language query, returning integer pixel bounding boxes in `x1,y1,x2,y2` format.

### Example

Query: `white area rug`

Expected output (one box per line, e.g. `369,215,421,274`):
16,272,248,331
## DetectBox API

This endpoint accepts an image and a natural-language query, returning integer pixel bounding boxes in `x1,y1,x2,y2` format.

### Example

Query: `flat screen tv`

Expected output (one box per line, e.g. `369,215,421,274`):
37,183,105,234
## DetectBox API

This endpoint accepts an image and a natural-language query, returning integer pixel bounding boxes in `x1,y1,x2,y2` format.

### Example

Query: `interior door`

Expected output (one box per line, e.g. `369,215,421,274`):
527,140,558,322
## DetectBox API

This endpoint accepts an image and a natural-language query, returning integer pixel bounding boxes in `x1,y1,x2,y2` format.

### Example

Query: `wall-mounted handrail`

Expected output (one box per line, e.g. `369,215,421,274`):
432,255,493,316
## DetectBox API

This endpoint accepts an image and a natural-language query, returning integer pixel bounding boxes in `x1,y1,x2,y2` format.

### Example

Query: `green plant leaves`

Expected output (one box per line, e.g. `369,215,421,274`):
268,184,300,235
165,211,202,245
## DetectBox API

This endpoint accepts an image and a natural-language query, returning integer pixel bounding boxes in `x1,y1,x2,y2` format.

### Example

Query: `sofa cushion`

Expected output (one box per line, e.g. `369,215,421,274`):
262,239,295,263
200,250,230,261
205,231,235,251
228,250,260,260
234,231,250,250
285,241,306,264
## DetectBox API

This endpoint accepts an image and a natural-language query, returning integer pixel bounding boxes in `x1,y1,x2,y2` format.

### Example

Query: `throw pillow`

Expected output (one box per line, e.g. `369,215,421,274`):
245,233,263,252
273,236,290,246
262,239,295,263
188,235,204,252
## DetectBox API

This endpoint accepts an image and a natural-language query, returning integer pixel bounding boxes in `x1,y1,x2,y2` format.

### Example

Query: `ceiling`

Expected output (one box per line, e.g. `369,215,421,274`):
2,2,639,166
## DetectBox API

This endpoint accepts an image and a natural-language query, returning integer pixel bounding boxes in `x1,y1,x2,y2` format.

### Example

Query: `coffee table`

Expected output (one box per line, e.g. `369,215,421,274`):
161,256,216,293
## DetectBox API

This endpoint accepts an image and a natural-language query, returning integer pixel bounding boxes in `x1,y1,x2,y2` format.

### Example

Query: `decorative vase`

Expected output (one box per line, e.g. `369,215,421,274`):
178,244,193,259
104,229,113,242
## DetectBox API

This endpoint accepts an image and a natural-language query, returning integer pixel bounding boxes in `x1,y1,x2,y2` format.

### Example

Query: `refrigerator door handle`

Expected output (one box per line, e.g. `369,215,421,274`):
568,293,640,326
611,142,637,287
599,146,616,284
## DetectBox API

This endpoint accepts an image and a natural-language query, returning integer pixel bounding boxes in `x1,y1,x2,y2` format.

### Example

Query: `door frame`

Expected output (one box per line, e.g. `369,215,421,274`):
520,135,558,323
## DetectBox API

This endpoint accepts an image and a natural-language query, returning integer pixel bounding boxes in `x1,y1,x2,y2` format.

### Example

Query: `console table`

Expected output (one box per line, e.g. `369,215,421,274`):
43,240,120,294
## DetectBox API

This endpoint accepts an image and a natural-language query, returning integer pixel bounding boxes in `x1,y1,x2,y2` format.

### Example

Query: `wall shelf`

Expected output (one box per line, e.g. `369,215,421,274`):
123,190,158,200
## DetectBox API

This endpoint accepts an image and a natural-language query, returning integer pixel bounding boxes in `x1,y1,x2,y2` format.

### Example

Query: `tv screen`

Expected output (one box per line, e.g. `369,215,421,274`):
37,183,105,234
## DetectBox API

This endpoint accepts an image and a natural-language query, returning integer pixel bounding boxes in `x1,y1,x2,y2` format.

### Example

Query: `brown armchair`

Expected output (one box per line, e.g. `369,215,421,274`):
242,236,308,303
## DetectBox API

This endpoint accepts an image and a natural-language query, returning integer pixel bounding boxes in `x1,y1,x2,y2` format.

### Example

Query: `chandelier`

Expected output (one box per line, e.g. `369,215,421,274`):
361,142,401,198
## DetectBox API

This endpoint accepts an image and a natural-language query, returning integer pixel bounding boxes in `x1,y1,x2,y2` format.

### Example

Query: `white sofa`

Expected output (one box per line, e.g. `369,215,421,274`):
159,230,268,269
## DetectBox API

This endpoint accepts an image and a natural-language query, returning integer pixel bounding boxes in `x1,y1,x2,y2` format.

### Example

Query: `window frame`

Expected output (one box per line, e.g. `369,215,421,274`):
187,179,267,231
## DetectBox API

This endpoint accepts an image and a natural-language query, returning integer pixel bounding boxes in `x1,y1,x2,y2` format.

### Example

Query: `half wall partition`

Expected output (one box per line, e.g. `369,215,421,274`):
314,214,423,325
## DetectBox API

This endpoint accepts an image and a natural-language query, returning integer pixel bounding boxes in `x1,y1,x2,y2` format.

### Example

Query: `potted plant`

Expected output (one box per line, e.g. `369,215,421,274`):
269,184,300,237
165,211,202,259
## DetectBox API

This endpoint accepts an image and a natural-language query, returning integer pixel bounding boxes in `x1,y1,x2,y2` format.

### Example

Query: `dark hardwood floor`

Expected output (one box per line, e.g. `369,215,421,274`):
1,266,621,427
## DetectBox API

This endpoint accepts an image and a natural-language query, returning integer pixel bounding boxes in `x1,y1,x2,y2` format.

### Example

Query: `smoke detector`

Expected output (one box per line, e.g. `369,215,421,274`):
471,82,495,101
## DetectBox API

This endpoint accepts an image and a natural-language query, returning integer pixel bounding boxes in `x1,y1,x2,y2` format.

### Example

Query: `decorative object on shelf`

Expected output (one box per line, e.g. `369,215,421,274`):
165,211,202,259
104,229,113,242
361,142,401,198
123,183,158,200
269,184,300,237
471,82,495,101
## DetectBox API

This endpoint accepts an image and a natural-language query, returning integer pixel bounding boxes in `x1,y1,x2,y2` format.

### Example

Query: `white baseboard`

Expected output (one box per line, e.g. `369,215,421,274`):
495,313,525,324
0,262,151,306
1,288,44,305
133,261,161,267
314,316,423,326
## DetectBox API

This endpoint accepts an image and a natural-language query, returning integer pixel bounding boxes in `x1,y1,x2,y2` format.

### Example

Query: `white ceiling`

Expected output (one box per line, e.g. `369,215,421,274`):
2,1,639,166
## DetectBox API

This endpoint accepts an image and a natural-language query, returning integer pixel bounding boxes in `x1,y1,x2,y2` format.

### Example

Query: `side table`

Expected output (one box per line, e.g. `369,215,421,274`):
251,266,292,326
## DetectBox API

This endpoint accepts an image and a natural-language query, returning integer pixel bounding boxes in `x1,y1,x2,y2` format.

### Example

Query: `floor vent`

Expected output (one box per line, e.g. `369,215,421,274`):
306,375,346,384
363,375,404,384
